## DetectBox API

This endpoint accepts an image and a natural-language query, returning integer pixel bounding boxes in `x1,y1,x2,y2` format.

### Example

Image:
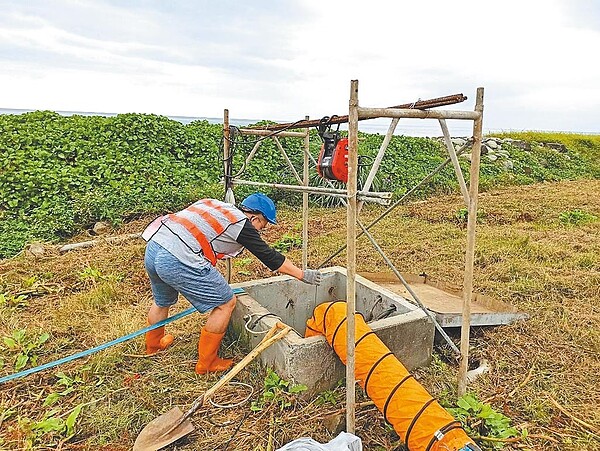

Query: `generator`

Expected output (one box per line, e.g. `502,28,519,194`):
316,116,349,183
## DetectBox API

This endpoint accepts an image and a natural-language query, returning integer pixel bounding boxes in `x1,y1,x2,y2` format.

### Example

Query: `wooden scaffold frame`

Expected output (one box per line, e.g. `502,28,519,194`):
222,80,484,433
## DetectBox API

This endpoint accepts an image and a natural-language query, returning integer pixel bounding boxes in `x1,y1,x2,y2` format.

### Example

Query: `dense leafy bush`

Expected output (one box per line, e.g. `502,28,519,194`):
1,112,598,258
0,112,224,257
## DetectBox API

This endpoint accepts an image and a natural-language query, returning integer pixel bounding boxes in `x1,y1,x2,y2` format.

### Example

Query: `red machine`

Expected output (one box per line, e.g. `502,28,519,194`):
316,116,348,183
317,137,348,183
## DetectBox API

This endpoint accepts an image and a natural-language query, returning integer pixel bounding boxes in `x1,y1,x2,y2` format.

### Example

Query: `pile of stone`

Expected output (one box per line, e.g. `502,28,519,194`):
435,137,569,171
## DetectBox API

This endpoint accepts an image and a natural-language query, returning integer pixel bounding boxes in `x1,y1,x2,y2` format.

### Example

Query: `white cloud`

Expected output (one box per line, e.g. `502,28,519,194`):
0,0,599,133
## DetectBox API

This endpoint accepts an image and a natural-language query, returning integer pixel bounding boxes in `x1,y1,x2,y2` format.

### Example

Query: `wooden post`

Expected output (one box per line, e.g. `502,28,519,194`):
357,117,399,213
346,80,359,433
458,88,484,396
438,118,470,206
223,109,232,283
303,116,310,269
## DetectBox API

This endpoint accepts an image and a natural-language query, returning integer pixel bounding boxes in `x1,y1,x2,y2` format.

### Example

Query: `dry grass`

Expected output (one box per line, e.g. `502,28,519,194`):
1,179,599,450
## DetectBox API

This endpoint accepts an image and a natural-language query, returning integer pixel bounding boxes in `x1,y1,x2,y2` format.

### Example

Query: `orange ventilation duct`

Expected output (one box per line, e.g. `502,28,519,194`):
305,301,481,451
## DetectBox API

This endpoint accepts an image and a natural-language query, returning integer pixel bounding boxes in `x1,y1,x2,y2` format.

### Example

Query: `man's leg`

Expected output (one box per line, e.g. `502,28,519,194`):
144,241,177,355
196,295,237,374
146,303,175,354
148,303,170,324
204,295,237,333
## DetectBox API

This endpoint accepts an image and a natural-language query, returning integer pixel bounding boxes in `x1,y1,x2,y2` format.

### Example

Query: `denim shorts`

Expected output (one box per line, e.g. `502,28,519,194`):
144,240,235,313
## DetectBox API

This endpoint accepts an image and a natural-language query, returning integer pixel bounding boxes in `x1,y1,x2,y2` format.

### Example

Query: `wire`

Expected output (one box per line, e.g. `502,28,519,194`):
208,381,254,409
221,119,306,181
243,313,282,334
221,411,249,451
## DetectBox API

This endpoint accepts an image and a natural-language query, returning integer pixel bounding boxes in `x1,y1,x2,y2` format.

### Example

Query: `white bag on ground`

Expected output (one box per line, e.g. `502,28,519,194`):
276,432,362,451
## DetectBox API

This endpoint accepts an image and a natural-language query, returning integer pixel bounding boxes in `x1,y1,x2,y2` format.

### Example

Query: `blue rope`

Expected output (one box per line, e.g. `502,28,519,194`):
0,287,245,384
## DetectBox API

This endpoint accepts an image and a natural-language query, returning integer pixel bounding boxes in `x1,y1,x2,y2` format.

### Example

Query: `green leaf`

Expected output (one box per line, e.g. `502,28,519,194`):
43,393,61,406
15,353,29,370
289,384,308,394
65,404,83,436
38,332,50,345
3,337,17,349
32,417,64,433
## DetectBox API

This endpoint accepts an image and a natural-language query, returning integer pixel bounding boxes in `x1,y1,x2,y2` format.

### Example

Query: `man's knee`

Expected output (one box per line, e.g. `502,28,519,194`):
225,294,237,310
216,294,237,313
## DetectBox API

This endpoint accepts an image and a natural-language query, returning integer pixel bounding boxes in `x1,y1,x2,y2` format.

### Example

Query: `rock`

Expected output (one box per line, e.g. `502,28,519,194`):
511,140,531,151
486,154,498,162
503,160,514,170
322,411,346,434
543,142,568,152
26,243,46,258
485,139,499,149
452,138,467,148
92,222,110,235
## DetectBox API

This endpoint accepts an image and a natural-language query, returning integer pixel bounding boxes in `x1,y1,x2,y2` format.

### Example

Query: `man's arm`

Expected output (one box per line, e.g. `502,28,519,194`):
236,221,321,285
275,257,303,279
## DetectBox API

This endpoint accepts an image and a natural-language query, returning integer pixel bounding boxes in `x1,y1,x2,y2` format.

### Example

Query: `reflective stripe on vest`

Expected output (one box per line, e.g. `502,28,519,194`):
168,200,244,266
167,214,218,265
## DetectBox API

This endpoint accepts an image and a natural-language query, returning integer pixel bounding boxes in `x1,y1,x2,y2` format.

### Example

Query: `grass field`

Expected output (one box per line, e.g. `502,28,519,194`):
0,179,599,450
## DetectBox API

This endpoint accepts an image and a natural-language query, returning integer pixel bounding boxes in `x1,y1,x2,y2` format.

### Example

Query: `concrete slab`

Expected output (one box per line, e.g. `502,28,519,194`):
229,266,434,395
359,272,529,327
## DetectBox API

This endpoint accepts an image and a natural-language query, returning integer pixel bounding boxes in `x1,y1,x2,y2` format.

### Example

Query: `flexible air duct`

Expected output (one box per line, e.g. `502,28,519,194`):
305,301,480,451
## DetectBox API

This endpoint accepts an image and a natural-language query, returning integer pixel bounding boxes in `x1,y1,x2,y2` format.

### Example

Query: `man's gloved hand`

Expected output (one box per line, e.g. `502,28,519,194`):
301,269,322,286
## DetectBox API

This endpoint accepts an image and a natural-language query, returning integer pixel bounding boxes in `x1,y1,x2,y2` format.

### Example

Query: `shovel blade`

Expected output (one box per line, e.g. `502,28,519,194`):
133,407,195,451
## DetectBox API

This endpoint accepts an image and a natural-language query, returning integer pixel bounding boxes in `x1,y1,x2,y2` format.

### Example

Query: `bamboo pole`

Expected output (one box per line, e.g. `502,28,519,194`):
438,118,470,206
273,136,303,184
357,117,399,212
224,109,232,283
302,116,310,269
248,94,468,131
58,233,141,253
346,79,359,433
358,107,480,121
231,179,392,204
458,87,484,396
238,129,306,138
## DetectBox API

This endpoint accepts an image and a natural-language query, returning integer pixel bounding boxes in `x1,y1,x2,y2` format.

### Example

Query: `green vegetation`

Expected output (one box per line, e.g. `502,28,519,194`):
492,131,600,176
1,328,50,370
1,111,598,258
448,393,522,449
0,111,224,257
250,368,308,412
272,233,302,253
559,209,598,226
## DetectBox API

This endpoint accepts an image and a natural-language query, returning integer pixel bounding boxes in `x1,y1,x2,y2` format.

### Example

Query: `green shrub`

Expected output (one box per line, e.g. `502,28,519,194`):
1,112,598,259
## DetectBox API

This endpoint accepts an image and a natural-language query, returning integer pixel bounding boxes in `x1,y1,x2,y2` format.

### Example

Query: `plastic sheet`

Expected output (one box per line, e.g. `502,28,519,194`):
276,431,362,451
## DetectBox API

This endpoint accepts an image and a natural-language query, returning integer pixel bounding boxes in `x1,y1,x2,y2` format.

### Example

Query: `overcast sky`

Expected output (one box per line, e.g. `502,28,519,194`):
1,0,599,136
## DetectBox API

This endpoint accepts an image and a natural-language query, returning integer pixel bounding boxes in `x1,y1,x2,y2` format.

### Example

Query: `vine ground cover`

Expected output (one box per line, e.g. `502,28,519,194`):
2,111,598,258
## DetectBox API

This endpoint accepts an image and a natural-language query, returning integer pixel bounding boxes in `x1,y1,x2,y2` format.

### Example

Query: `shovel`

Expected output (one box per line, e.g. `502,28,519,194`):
133,323,291,451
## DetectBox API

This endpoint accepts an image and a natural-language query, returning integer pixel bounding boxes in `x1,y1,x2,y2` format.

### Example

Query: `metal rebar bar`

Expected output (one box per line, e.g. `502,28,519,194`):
246,93,468,131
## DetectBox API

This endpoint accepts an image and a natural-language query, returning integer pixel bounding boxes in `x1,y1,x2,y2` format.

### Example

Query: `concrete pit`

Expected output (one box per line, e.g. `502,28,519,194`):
229,266,434,395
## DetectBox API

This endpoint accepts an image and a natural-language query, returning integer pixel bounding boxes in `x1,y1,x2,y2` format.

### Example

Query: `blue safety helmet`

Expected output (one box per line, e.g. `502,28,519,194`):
240,193,277,224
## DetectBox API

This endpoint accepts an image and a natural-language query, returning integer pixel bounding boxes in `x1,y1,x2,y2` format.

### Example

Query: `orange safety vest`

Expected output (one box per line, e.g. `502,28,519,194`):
165,199,245,266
